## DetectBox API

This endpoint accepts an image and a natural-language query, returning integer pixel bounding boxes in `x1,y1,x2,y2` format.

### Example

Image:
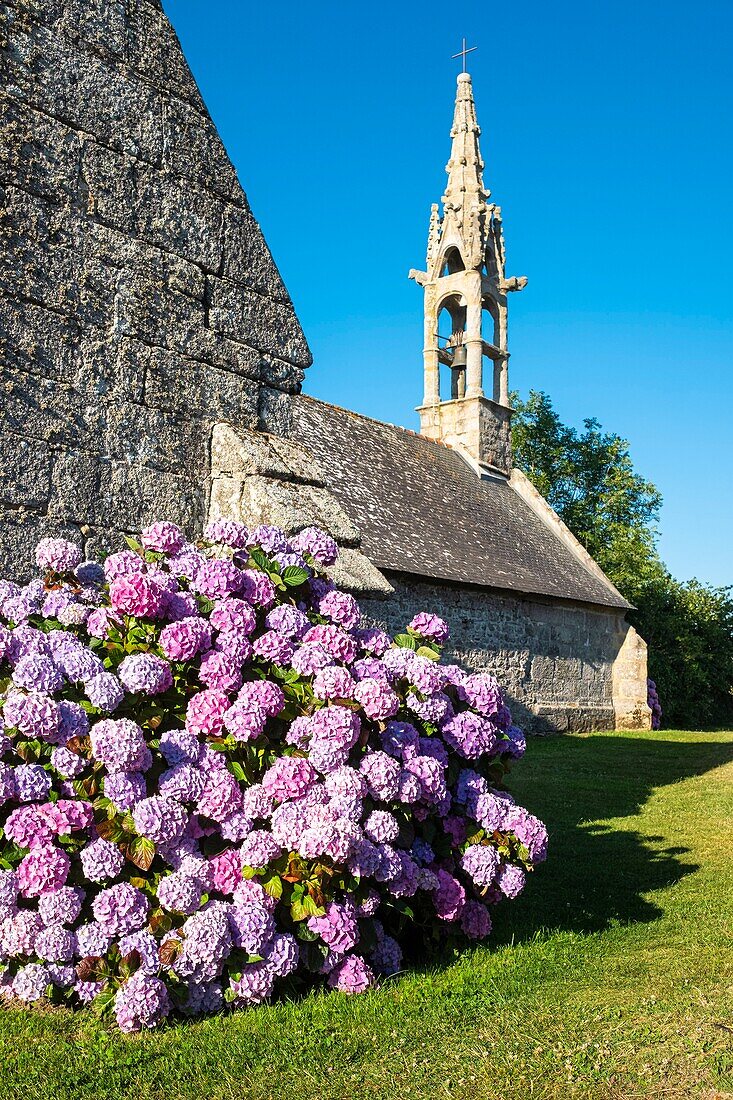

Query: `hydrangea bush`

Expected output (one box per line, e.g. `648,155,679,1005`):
0,521,547,1031
647,678,662,730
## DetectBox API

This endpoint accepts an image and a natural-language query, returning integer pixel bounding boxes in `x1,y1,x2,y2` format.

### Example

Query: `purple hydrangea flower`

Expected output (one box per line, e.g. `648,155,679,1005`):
35,924,76,962
80,837,125,883
140,521,185,554
442,712,497,760
327,954,374,993
291,527,339,565
85,671,125,713
36,538,83,573
497,863,526,899
251,630,295,665
262,757,317,802
12,962,51,1002
115,971,171,1032
13,653,64,694
118,653,173,695
461,843,501,888
157,872,203,915
317,590,360,631
132,796,188,845
159,617,212,661
103,770,147,811
291,643,332,676
90,718,150,771
460,900,492,939
407,612,449,644
17,844,70,897
3,691,62,742
354,677,400,720
204,519,249,548
302,625,357,664
92,883,149,936
38,886,84,926
15,763,52,802
307,901,359,954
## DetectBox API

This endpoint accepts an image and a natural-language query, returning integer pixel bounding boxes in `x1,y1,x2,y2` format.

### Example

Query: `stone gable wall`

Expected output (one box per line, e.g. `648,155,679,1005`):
0,0,311,579
360,572,645,733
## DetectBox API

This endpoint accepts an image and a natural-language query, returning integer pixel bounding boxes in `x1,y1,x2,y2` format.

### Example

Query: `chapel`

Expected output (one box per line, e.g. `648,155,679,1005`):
0,0,651,731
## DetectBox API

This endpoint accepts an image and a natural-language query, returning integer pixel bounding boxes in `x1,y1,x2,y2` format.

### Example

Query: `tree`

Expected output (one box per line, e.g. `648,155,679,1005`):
511,390,733,727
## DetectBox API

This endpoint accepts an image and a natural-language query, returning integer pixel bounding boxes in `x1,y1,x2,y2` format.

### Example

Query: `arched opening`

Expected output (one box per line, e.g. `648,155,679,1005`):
441,247,465,276
436,295,467,402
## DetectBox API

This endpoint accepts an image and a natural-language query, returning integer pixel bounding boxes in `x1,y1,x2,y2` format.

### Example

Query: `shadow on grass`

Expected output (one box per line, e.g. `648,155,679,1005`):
489,734,733,944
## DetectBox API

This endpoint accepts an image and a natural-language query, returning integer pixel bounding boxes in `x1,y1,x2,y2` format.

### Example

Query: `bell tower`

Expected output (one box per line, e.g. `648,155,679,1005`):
409,69,527,475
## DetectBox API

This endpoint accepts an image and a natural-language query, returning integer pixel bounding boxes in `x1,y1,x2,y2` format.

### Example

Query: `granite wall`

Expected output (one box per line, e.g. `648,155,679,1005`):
0,0,311,580
360,572,637,733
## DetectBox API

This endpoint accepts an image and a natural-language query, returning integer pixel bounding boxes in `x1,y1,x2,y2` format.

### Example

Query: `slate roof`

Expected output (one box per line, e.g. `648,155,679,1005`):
292,395,631,610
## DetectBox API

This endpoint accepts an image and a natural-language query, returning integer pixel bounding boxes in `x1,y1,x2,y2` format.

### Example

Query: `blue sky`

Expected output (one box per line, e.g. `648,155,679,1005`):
164,0,732,588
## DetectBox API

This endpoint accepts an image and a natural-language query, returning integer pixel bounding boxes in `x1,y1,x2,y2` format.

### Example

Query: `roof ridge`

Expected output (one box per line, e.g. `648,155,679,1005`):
295,394,459,452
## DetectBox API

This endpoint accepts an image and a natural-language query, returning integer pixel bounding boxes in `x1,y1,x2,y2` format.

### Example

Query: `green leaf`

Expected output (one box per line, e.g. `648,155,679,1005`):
127,836,156,872
250,548,274,573
290,898,310,922
300,894,325,917
124,536,143,553
227,760,247,782
416,645,441,661
262,873,283,900
393,633,417,651
282,565,309,588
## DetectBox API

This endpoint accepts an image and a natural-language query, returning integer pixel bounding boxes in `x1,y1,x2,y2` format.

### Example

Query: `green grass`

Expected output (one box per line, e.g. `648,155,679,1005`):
1,729,732,1100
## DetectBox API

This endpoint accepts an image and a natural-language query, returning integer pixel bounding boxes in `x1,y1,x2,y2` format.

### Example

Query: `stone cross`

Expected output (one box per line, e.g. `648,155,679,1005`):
451,37,477,73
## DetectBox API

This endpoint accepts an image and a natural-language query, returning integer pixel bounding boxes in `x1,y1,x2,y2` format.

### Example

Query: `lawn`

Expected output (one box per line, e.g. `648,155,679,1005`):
1,729,731,1100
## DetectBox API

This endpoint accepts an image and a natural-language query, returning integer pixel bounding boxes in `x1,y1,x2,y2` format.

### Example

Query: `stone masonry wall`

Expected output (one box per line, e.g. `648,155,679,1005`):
0,0,311,580
360,572,634,733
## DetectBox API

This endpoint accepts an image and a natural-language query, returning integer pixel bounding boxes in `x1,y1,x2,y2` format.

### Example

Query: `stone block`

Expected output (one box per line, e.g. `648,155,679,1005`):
0,434,51,508
0,188,81,314
208,475,243,527
143,351,260,423
126,0,207,113
60,0,129,61
105,404,209,478
80,140,137,234
0,98,82,204
111,268,206,353
183,328,261,380
0,297,80,384
1,366,107,448
47,449,100,522
134,168,224,272
5,19,164,164
237,477,361,546
93,461,201,534
209,280,312,368
258,387,294,434
210,423,293,481
261,354,306,393
161,97,239,199
265,435,326,486
221,206,291,302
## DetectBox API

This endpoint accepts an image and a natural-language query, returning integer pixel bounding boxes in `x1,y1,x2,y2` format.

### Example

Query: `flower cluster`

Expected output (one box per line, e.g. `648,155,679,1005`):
0,521,546,1031
647,679,662,730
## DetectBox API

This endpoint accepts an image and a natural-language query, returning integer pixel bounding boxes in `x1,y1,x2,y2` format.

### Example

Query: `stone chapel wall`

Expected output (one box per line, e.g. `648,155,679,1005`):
0,0,311,580
360,573,635,733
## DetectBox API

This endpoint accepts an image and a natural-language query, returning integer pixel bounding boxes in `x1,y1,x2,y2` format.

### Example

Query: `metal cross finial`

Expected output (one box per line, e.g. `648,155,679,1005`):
451,37,477,73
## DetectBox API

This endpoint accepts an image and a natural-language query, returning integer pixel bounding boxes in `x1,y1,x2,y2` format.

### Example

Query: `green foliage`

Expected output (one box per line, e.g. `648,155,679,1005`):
512,390,733,726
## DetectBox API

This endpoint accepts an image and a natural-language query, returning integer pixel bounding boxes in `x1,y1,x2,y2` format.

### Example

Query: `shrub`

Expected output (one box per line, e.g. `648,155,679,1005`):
0,521,546,1031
